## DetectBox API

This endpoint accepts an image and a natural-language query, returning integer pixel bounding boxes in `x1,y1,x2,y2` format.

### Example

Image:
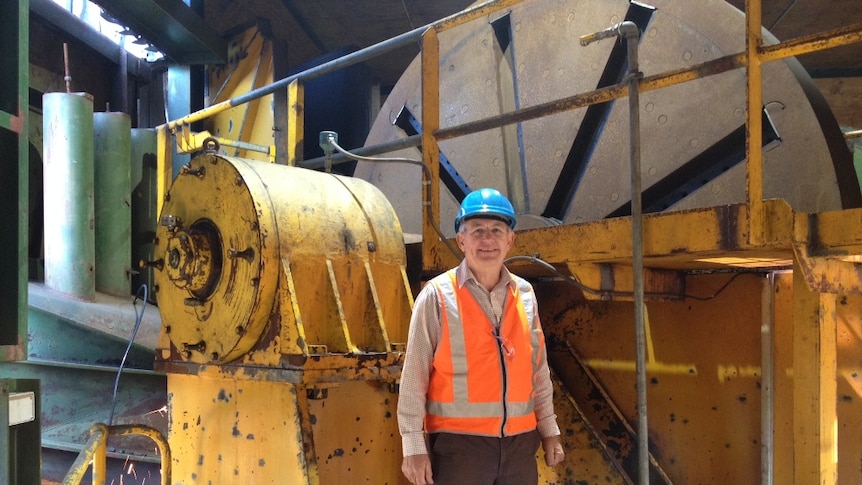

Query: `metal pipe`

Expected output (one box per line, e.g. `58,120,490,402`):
43,92,96,301
61,423,108,485
624,23,649,485
434,52,746,142
110,424,172,485
761,272,776,485
301,134,422,170
61,423,172,485
94,112,132,298
162,26,427,131
63,42,71,93
433,21,862,143
160,0,522,131
582,20,648,484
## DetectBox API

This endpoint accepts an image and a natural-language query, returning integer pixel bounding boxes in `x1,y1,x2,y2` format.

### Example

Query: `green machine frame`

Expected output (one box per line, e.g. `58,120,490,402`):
0,2,39,483
0,0,28,360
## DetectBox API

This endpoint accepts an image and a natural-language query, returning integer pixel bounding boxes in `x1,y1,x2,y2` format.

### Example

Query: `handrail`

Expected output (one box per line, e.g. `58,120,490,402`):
62,423,171,485
154,0,522,219
156,0,521,133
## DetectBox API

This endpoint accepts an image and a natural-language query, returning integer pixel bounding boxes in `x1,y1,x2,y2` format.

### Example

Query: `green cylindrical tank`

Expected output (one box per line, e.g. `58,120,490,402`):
42,92,95,301
93,112,131,298
130,128,157,302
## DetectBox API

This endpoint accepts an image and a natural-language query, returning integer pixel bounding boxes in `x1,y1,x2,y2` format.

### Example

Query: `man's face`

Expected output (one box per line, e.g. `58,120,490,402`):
456,218,515,271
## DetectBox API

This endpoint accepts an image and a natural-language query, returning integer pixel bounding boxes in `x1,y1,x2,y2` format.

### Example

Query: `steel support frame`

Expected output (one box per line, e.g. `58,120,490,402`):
142,1,862,481
416,1,861,484
0,0,28,362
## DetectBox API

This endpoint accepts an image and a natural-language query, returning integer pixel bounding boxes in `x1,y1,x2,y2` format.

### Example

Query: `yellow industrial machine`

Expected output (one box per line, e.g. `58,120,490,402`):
143,0,862,483
151,149,412,482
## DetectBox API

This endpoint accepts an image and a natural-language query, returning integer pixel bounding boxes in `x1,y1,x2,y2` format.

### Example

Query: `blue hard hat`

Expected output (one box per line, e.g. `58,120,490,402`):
454,188,517,232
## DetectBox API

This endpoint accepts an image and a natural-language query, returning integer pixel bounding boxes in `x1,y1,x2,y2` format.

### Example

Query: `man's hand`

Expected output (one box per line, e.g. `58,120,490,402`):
542,435,565,467
402,454,434,484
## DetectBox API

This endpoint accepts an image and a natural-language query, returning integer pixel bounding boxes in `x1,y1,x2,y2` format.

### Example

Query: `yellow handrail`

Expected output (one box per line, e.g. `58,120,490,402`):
62,423,171,485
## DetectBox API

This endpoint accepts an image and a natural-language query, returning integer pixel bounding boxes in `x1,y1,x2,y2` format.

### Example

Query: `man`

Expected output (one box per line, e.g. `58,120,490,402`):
398,187,565,485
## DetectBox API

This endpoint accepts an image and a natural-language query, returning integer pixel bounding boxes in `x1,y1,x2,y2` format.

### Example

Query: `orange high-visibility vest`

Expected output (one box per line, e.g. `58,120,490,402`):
425,269,544,437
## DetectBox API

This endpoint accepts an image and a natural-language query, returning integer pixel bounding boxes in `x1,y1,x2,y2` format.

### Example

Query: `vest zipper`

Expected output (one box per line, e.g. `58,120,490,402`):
495,326,509,436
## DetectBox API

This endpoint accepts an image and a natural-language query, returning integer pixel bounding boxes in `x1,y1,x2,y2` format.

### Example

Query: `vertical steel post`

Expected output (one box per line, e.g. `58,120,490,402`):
286,79,305,166
422,27,442,268
580,20,647,483
0,0,29,360
792,258,838,482
622,24,649,485
761,272,775,485
746,0,765,245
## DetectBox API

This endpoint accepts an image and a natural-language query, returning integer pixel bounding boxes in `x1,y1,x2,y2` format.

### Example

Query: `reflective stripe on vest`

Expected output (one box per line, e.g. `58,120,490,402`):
425,269,543,437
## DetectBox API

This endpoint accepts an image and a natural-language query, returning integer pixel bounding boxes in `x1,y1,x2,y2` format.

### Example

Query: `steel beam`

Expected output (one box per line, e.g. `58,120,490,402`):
97,0,226,65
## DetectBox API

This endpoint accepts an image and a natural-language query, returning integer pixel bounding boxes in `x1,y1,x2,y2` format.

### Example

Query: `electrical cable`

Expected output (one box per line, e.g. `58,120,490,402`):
505,254,762,301
768,0,798,30
108,284,148,426
325,133,463,259
400,0,416,30
504,255,613,299
683,272,747,301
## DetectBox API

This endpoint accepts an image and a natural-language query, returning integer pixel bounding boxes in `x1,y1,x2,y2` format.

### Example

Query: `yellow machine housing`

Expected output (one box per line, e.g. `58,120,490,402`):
152,152,413,483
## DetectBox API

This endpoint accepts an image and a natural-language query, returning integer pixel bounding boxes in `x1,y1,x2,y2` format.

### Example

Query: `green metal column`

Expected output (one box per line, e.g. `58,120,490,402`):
0,0,28,361
43,92,96,301
94,112,132,298
0,379,40,485
131,128,158,302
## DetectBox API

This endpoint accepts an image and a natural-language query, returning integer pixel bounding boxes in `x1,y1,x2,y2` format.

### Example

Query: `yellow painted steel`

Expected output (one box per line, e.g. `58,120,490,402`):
792,260,838,483
286,79,304,166
563,263,685,302
62,423,171,485
156,125,172,219
421,26,441,276
746,0,766,246
153,152,412,482
168,369,405,484
207,27,275,162
154,152,411,365
535,269,862,483
537,376,630,483
175,128,275,161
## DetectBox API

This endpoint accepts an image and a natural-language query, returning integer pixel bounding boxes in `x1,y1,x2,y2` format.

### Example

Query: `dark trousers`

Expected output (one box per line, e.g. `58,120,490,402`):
428,431,541,485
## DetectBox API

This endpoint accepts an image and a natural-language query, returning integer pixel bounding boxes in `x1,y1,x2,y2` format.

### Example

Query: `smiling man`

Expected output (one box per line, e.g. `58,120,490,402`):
398,188,565,485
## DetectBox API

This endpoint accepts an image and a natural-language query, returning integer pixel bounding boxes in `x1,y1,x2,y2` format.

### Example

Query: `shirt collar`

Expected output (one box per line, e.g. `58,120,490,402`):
455,259,515,291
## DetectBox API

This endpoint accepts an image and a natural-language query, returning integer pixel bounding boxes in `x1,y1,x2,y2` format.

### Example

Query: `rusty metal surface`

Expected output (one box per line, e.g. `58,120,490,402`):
547,343,673,484
153,153,411,366
539,273,764,483
537,374,630,484
166,372,406,484
535,269,862,484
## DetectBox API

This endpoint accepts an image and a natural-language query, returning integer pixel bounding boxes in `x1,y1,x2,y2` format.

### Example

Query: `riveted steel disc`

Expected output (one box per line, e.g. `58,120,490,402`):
355,0,859,237
154,154,279,364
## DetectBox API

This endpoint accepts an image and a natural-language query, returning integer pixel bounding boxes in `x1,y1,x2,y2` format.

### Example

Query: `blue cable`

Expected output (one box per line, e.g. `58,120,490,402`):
108,283,148,427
